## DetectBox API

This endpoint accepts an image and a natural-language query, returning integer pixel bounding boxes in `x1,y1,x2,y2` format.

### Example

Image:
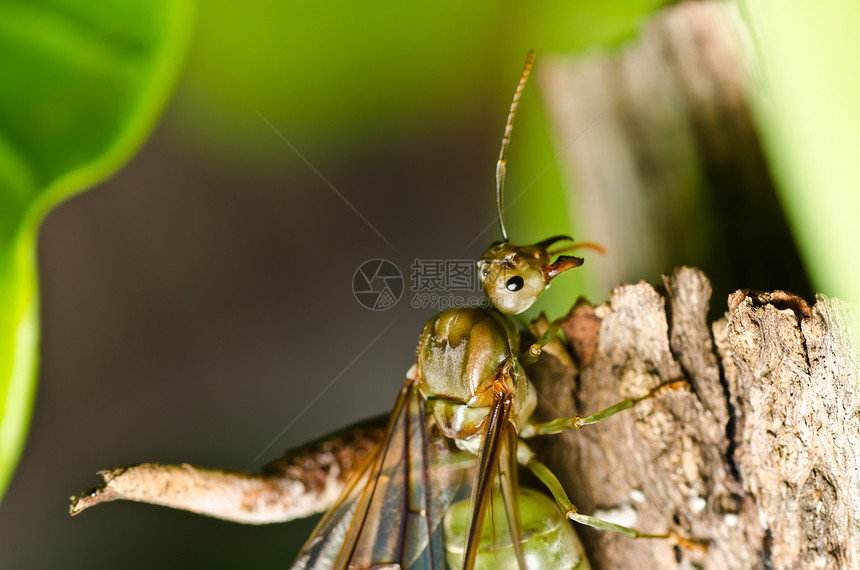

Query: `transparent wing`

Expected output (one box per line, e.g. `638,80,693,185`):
290,448,375,570
461,390,527,570
290,381,469,570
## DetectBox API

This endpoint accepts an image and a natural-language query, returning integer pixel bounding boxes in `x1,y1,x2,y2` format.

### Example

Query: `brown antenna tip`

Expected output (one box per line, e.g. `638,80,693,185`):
496,50,535,243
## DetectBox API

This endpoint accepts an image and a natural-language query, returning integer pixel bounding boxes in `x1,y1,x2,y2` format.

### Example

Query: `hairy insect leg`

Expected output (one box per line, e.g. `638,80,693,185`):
519,377,687,437
517,443,698,548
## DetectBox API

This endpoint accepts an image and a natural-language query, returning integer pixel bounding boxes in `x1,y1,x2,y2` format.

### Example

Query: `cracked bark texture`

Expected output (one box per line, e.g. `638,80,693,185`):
527,267,860,569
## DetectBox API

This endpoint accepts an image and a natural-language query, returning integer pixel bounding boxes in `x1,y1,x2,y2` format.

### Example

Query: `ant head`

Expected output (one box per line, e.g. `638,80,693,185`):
478,51,590,313
478,236,583,314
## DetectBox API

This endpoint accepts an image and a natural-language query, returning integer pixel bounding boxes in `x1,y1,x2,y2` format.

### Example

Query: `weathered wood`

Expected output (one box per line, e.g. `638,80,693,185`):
525,4,860,563
534,267,754,569
722,291,860,568
528,267,860,570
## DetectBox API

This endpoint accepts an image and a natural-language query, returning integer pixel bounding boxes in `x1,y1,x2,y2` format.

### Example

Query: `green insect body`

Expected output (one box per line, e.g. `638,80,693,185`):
412,236,586,569
444,488,588,570
292,50,687,570
292,231,588,570
292,234,588,570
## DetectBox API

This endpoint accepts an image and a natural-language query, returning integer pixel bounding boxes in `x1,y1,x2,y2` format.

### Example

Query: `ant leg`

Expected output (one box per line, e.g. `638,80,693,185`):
521,307,576,365
519,377,686,437
517,444,702,549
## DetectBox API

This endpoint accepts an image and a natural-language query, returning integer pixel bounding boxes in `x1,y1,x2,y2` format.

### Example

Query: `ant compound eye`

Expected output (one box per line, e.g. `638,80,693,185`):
505,275,524,292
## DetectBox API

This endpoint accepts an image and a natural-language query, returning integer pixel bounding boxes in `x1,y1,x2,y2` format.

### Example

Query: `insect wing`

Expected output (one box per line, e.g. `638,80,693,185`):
291,381,467,570
290,448,375,569
458,391,527,570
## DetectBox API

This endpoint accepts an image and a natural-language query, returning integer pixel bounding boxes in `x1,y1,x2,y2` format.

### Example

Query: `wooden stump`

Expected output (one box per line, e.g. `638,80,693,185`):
528,267,860,569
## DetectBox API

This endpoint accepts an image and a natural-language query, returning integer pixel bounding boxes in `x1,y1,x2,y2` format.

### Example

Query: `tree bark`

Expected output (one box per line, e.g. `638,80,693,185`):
528,267,860,569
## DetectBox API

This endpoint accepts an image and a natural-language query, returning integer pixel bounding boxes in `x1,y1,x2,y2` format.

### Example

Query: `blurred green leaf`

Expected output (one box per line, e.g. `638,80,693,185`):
173,0,668,162
0,0,195,503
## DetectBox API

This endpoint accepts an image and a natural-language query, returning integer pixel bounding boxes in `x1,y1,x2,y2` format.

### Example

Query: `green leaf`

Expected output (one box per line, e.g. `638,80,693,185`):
0,0,195,504
172,0,669,162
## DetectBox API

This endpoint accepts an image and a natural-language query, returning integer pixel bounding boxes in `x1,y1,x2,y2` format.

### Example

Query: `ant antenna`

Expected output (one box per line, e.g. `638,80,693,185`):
496,49,535,243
